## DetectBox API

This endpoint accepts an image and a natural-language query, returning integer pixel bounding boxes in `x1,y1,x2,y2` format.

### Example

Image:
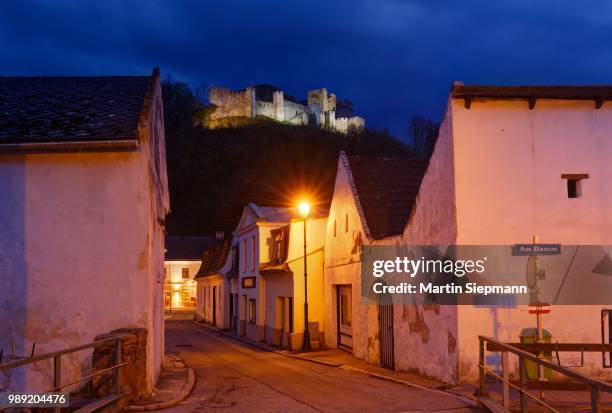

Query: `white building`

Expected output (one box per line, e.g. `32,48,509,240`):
0,69,169,393
194,237,235,330
233,203,328,350
164,236,220,310
395,83,612,384
324,84,612,385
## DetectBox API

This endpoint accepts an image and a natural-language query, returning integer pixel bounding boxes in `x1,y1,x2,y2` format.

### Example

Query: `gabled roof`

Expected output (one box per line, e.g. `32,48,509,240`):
342,152,428,240
165,236,220,261
195,237,232,278
0,68,158,147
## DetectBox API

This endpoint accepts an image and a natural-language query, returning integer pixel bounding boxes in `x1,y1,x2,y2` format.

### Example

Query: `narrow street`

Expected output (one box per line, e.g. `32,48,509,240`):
163,320,480,413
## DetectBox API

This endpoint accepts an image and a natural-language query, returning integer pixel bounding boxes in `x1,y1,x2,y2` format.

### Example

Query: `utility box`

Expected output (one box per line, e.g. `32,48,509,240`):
520,328,553,380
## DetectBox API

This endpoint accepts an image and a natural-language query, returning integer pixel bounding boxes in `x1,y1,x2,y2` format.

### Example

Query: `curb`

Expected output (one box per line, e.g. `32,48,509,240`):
124,366,195,411
191,321,475,406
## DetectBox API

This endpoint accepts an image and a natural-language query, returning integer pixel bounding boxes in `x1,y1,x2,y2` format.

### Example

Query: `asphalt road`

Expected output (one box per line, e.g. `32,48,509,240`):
163,320,480,413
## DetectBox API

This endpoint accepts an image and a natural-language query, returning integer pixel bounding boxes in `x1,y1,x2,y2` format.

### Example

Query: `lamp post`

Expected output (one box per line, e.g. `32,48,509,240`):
298,201,312,352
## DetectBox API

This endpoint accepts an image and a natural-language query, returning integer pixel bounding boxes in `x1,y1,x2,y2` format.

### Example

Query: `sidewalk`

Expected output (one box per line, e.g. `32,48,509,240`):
124,354,195,411
192,321,477,406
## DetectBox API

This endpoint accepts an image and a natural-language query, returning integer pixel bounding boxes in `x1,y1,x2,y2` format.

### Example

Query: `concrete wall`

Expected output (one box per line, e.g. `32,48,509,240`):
449,97,612,382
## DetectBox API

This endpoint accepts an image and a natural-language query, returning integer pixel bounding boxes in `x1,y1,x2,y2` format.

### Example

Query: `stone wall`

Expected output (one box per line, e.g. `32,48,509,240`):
91,328,148,401
208,87,253,120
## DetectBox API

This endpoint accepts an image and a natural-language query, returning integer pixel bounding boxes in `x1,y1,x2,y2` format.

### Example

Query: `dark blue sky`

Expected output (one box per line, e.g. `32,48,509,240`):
2,0,612,138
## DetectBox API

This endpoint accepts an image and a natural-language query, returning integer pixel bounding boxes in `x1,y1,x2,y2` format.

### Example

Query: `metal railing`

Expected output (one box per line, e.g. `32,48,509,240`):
0,333,129,412
479,336,612,413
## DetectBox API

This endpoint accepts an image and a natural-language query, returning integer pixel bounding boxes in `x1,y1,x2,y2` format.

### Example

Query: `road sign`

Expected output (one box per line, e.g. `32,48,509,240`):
512,244,561,256
529,302,550,314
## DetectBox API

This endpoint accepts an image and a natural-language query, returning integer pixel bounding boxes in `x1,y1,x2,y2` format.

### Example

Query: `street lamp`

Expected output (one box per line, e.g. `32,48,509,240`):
298,201,312,352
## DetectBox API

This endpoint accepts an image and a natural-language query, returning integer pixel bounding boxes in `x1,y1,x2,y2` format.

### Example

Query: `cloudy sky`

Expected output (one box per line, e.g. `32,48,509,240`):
2,0,612,138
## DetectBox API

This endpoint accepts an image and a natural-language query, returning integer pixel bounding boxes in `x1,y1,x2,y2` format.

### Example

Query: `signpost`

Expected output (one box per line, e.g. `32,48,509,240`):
516,237,561,400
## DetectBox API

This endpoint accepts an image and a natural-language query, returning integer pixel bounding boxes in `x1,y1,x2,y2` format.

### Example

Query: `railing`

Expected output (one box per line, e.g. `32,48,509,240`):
479,336,612,413
0,333,129,412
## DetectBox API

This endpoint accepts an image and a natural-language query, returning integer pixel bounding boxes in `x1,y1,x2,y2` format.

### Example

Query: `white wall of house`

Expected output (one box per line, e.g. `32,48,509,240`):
450,97,612,383
0,79,169,393
196,250,233,330
323,156,380,363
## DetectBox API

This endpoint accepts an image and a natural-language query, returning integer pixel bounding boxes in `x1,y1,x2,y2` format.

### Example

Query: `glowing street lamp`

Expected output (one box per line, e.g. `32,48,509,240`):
298,200,312,352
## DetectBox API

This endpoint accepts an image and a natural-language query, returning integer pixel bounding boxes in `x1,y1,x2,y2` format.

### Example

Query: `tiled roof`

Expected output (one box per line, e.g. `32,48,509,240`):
165,236,220,260
346,154,428,240
0,73,155,144
195,238,232,278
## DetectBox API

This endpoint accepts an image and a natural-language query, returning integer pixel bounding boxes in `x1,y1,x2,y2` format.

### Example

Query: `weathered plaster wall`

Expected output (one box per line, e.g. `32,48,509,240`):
0,81,169,393
393,103,460,383
0,151,153,392
450,98,612,382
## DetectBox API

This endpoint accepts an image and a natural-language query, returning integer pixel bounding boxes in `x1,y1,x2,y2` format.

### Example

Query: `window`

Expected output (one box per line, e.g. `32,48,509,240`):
182,288,190,301
241,239,247,272
181,268,190,278
562,173,589,198
345,213,349,232
248,299,256,324
250,236,256,271
340,292,352,327
271,226,288,264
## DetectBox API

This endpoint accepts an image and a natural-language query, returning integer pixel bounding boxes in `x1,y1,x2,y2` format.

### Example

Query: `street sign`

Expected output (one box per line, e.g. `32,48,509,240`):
529,302,550,314
512,244,561,256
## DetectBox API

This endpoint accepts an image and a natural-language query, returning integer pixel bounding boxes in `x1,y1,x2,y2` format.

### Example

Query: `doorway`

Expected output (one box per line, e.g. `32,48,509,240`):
212,286,217,325
337,285,353,349
379,292,394,369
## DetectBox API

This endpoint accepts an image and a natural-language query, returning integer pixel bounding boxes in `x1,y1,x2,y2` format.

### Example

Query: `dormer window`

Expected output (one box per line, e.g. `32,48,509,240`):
562,173,589,198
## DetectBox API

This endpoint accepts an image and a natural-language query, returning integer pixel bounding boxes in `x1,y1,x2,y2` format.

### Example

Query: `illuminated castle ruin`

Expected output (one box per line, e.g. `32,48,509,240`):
207,84,365,134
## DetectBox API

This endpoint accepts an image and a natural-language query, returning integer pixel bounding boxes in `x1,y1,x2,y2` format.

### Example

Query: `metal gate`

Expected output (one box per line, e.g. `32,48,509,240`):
379,292,394,369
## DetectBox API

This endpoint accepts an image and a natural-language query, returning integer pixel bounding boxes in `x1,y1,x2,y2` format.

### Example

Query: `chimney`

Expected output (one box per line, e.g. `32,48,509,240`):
215,231,225,240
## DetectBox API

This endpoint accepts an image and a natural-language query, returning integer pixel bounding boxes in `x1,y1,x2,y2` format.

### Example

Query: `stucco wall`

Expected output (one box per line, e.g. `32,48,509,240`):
0,79,169,393
0,151,157,392
393,103,460,383
450,98,612,382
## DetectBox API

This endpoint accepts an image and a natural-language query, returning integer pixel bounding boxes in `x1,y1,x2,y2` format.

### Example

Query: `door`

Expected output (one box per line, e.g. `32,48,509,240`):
229,293,234,330
164,291,171,308
212,286,217,325
337,286,353,348
379,292,394,369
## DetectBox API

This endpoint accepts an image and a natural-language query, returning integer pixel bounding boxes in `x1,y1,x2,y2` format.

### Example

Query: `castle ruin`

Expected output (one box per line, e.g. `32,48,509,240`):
206,84,364,134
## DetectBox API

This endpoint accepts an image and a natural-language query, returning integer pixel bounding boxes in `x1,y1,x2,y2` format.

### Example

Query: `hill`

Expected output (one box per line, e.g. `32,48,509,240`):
165,123,414,236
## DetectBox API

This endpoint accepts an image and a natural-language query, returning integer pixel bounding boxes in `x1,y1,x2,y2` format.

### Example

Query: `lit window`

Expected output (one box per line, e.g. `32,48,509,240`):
182,268,189,278
562,173,588,199
182,288,190,301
